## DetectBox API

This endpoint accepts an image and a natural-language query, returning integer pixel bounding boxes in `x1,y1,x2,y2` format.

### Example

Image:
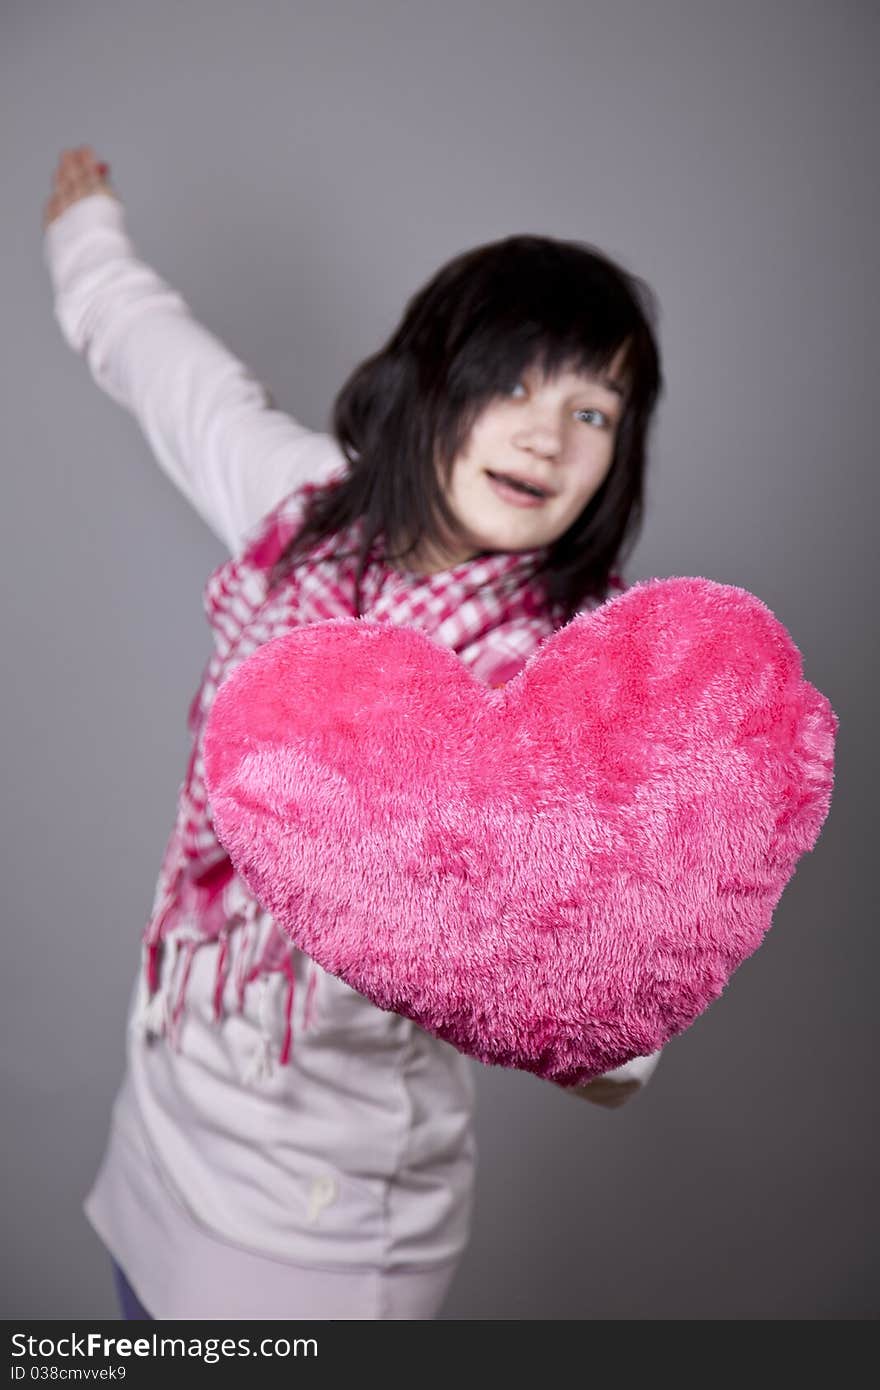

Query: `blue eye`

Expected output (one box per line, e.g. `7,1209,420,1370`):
509,381,527,398
576,408,609,428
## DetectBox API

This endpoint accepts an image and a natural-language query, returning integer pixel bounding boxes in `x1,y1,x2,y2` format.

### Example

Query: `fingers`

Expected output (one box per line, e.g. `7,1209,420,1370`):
55,144,112,194
43,145,115,231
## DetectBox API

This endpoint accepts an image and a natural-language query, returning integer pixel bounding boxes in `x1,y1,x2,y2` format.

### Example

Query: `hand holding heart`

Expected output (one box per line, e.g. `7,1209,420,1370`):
203,576,837,1086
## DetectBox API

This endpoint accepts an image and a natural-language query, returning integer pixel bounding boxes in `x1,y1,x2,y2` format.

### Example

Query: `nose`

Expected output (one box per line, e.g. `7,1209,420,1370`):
511,408,562,458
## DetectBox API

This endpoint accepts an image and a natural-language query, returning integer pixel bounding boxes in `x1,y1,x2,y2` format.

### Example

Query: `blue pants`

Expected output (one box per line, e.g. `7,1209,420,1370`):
112,1261,153,1320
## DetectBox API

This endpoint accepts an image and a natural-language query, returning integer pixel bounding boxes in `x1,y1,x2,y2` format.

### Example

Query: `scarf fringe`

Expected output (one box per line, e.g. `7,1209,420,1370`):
233,901,260,1012
303,956,319,1030
138,896,320,1077
134,962,169,1043
212,924,231,1021
243,976,276,1085
167,935,201,1050
279,952,296,1066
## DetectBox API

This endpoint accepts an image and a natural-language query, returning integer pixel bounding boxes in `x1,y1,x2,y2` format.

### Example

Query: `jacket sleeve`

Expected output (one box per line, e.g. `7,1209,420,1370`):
596,1049,663,1086
560,1048,663,1104
43,192,345,555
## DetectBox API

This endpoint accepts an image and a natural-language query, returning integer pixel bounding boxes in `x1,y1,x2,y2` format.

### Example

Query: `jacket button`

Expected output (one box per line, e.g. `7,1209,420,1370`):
306,1173,338,1223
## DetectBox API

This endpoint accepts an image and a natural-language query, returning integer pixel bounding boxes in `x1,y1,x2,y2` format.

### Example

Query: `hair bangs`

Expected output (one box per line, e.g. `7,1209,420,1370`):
441,239,641,418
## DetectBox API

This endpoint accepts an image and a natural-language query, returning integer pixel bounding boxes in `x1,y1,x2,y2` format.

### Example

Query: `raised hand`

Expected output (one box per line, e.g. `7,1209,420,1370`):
43,145,116,231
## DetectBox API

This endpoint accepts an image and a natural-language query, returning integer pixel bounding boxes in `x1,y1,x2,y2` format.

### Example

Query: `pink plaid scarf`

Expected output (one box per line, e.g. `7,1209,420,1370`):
138,473,617,1070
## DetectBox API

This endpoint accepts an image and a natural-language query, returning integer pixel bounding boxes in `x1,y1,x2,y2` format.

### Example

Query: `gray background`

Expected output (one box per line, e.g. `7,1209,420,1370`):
3,0,876,1319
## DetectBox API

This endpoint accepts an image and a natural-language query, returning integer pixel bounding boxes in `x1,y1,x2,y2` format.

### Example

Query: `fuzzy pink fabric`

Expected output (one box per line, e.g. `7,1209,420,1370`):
202,576,837,1085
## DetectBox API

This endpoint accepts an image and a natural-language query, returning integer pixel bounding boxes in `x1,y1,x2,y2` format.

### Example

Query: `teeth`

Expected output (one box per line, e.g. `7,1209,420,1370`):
490,471,545,497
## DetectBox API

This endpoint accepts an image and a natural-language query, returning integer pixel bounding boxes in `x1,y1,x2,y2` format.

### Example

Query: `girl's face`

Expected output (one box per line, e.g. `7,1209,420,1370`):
407,357,627,574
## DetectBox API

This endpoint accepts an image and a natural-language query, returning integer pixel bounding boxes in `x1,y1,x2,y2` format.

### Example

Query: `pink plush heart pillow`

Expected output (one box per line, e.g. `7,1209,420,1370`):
202,576,837,1085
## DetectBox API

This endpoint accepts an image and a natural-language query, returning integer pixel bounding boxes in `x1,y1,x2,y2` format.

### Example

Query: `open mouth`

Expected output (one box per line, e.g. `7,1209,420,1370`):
485,470,550,499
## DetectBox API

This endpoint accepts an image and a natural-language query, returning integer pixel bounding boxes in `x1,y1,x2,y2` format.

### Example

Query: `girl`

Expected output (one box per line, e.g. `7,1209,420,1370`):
42,145,665,1321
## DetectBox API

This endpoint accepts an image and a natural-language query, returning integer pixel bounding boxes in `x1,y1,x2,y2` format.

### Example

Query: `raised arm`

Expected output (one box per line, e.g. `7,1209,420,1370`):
42,148,345,555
